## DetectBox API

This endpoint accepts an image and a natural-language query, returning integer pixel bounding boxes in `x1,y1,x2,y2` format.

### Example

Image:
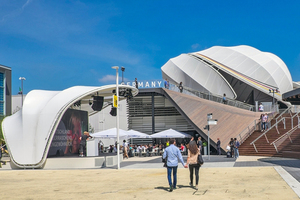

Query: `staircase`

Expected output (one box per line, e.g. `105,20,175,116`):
281,134,300,159
239,113,300,158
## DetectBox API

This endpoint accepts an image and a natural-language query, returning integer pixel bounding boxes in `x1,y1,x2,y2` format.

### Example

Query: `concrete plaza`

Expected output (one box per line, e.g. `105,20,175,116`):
1,155,300,200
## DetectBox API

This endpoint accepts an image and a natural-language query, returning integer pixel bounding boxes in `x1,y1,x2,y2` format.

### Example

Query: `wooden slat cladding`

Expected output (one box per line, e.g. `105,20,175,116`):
127,95,194,134
163,89,261,151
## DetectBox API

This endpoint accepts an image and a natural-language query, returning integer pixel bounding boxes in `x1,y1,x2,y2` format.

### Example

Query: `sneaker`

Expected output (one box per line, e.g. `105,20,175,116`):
195,185,198,190
173,186,177,190
169,186,173,192
189,182,193,187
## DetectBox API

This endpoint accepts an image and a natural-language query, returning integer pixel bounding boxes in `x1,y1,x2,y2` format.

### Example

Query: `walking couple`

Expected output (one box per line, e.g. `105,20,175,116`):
162,138,202,192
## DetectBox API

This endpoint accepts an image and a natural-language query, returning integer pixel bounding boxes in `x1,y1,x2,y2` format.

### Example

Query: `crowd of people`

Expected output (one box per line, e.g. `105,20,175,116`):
226,138,240,158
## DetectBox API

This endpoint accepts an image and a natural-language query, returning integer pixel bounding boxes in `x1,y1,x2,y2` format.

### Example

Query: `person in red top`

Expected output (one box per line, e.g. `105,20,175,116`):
180,143,185,151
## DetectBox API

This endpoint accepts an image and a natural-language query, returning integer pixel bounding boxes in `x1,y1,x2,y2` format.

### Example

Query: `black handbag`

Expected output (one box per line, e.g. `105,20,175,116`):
197,153,204,165
162,156,167,167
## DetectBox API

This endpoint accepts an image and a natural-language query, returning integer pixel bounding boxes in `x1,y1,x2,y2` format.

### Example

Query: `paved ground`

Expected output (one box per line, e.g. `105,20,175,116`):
1,155,300,200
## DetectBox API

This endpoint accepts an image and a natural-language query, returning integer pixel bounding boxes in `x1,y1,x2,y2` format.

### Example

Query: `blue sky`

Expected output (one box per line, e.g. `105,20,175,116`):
0,0,299,94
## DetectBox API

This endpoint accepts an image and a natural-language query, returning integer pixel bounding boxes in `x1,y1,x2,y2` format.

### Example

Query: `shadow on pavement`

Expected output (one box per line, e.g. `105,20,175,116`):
154,186,169,192
258,158,300,169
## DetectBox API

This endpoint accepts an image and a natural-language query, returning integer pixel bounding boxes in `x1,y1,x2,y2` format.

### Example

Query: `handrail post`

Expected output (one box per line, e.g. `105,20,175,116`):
284,118,286,129
273,143,278,153
252,143,258,153
264,133,269,143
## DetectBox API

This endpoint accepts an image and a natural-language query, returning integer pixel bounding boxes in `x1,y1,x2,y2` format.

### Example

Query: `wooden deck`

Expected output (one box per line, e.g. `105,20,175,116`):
163,89,261,152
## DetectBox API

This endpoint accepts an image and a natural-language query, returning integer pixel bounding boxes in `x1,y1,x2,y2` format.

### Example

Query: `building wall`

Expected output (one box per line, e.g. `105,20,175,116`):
89,99,128,133
127,94,194,134
0,65,12,116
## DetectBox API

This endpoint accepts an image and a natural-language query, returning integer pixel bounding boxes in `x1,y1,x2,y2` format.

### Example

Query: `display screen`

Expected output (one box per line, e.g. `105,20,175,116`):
47,109,88,157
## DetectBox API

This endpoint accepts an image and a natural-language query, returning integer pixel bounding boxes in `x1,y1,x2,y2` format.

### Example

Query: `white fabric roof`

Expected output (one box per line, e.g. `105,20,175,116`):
161,54,236,99
91,128,129,139
196,45,293,99
2,84,138,169
151,128,192,138
90,128,151,139
127,129,152,138
161,45,293,101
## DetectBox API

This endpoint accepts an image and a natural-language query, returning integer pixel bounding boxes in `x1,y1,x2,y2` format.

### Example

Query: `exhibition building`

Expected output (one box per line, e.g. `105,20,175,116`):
2,45,300,169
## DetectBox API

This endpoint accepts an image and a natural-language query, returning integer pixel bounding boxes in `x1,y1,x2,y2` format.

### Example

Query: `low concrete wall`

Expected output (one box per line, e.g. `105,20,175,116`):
44,154,123,169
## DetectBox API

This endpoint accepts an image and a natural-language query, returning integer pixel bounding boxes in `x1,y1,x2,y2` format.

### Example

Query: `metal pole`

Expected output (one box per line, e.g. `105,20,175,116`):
208,123,210,160
21,79,24,107
112,66,120,169
272,90,275,112
116,68,120,170
19,77,26,107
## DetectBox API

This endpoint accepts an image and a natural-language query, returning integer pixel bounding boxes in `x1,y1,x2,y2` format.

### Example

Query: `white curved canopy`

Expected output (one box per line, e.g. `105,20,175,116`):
162,45,293,101
161,54,236,99
195,45,293,99
151,128,192,138
90,128,151,139
2,84,138,169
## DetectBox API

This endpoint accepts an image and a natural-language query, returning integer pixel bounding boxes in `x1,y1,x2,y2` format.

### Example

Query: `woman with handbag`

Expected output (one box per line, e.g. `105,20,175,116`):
184,140,201,190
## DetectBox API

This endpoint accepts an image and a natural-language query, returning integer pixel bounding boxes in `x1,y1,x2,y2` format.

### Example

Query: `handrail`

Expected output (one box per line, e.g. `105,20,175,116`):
270,111,300,153
168,83,255,111
237,112,276,145
237,119,259,144
270,125,299,153
275,106,292,129
250,106,293,152
250,108,291,146
250,117,286,152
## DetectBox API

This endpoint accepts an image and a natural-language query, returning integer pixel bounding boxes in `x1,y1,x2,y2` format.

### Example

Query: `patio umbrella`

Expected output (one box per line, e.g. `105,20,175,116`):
151,128,192,138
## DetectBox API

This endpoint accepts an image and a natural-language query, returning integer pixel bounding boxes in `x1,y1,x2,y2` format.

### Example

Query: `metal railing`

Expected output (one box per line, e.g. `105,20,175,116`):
237,112,276,145
249,106,293,152
270,124,300,153
168,83,255,111
271,111,300,152
274,106,293,131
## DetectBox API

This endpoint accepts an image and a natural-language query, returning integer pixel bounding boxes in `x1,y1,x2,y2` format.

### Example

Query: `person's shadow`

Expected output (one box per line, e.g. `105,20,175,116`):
154,185,193,192
154,186,169,191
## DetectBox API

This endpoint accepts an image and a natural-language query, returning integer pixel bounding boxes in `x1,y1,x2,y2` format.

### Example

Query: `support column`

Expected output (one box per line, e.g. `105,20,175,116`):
152,93,155,134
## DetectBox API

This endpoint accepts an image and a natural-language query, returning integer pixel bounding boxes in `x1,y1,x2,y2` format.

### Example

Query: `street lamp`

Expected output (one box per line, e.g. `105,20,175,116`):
269,88,279,111
112,66,120,169
19,77,26,107
121,67,125,84
204,113,217,160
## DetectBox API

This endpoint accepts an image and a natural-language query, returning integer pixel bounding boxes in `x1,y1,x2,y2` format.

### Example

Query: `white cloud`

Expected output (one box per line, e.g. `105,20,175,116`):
191,43,200,49
1,0,33,22
98,74,130,83
99,74,116,83
22,0,33,10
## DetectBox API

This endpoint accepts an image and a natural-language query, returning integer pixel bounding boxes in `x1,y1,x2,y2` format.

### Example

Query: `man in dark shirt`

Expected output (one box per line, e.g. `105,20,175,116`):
217,138,221,155
79,131,92,157
135,78,138,89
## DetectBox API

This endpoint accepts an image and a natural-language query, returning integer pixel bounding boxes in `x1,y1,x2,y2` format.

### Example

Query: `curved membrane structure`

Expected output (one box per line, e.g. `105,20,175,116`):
2,85,138,169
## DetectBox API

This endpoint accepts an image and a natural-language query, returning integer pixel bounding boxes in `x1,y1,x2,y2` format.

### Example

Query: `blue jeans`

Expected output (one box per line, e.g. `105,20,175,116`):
234,148,239,158
167,166,178,187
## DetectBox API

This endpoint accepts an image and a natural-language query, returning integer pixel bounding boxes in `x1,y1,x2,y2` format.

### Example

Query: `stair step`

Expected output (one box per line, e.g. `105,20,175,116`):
239,113,300,159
